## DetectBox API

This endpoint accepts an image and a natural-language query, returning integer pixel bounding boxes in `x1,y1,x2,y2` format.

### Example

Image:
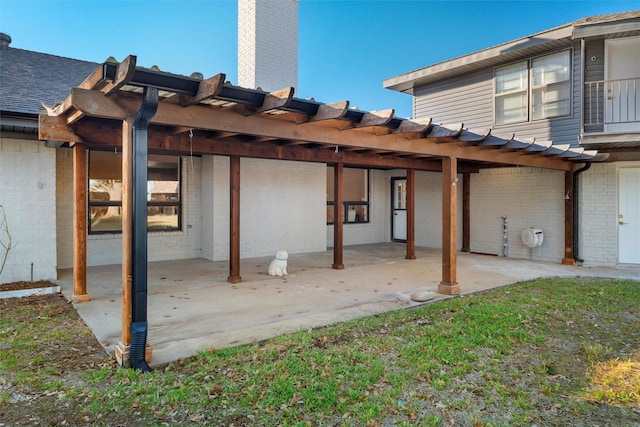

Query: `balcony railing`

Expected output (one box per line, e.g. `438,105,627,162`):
584,78,640,128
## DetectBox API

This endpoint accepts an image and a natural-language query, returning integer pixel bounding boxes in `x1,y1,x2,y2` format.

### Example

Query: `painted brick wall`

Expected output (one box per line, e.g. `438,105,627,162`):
470,167,564,262
238,0,298,91
239,158,325,258
0,138,57,282
578,162,623,266
55,149,73,269
56,154,203,268
415,171,464,250
204,156,326,260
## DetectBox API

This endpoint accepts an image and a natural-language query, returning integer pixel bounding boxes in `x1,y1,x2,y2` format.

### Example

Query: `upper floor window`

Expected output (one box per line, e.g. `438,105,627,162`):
495,50,571,125
89,150,181,234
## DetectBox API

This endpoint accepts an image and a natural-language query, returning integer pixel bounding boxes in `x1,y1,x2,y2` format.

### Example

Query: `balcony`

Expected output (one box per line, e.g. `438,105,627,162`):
584,78,640,134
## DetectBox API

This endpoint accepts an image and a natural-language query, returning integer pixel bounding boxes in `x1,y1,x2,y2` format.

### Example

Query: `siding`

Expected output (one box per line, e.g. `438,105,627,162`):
584,39,605,132
414,42,583,146
414,69,493,130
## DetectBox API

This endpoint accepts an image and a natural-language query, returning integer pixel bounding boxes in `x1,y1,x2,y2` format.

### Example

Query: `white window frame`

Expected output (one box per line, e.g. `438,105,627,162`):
494,49,572,126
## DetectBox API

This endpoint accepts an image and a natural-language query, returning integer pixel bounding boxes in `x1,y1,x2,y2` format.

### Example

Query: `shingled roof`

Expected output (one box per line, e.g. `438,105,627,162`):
0,41,97,116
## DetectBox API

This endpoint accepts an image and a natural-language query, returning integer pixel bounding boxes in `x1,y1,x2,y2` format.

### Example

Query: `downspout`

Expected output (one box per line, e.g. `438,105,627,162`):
130,87,158,372
572,162,591,264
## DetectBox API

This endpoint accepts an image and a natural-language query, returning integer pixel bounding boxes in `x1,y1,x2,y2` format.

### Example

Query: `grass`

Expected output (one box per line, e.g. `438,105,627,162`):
1,277,639,426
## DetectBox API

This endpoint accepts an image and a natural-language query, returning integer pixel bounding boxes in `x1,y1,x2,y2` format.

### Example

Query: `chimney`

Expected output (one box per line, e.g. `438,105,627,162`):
0,33,11,51
238,0,298,91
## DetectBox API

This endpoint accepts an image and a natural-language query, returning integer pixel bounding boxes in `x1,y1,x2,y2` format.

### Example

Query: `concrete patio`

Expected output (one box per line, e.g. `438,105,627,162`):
58,243,640,367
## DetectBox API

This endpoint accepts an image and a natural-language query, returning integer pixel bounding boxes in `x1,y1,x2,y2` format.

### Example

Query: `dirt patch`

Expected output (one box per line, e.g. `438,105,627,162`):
0,280,58,292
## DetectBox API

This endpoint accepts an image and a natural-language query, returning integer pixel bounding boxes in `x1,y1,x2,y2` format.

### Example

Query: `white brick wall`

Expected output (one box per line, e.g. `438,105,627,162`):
0,138,57,282
415,170,464,250
203,156,326,260
238,0,298,91
579,161,640,266
470,167,564,263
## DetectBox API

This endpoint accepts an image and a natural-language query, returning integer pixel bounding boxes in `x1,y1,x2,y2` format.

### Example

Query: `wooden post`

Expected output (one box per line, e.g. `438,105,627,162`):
332,163,344,269
462,172,471,253
562,171,576,265
228,155,242,283
405,169,416,260
72,143,89,302
115,119,133,367
439,156,460,295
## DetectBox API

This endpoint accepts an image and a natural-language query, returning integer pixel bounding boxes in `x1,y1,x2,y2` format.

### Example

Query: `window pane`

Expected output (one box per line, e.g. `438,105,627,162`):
532,83,570,119
326,167,368,202
148,206,179,231
532,51,570,86
495,92,528,125
495,62,528,94
89,151,122,202
90,206,122,232
148,155,180,202
326,166,369,224
89,151,181,233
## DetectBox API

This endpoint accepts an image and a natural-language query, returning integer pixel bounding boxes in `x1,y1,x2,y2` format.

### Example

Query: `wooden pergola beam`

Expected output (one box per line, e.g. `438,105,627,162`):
72,143,89,303
405,168,416,260
179,73,226,107
63,89,575,171
439,156,460,295
228,156,242,284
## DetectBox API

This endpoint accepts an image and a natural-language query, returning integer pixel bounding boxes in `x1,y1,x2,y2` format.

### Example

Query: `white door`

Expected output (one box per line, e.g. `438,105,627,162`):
392,178,407,241
619,168,640,264
604,36,640,132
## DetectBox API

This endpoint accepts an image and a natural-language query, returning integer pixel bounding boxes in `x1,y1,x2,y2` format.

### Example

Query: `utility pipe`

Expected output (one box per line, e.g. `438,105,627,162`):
130,87,158,372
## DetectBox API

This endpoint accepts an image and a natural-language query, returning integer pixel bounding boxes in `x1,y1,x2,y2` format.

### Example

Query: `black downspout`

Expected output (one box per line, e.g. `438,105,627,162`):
130,87,158,372
573,162,591,264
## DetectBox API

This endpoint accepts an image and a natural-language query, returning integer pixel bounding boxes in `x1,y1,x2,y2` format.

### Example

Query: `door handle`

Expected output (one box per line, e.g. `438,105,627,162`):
619,221,627,225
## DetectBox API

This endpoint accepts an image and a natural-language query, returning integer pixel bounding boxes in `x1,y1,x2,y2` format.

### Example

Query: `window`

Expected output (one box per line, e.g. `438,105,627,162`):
326,166,369,224
89,151,181,233
494,50,571,125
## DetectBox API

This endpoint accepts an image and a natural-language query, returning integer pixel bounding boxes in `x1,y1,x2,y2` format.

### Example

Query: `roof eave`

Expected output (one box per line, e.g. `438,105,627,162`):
384,25,573,93
572,18,640,38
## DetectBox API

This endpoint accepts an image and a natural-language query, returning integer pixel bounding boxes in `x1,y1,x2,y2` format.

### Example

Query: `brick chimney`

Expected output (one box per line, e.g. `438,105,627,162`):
238,0,298,91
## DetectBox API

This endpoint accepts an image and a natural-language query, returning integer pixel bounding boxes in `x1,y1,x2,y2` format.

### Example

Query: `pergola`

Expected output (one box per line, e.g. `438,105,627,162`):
39,56,606,368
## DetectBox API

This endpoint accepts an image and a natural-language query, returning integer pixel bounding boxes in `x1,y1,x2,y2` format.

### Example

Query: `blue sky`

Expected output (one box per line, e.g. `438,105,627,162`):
1,0,638,118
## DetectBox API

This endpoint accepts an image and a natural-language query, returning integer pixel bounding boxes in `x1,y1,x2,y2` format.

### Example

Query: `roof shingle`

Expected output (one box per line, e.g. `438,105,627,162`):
0,47,97,116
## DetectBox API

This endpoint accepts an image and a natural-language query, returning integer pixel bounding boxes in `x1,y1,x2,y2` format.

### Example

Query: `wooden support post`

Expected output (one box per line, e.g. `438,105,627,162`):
72,143,89,302
228,155,242,283
439,156,460,295
332,163,344,269
562,171,576,265
462,172,471,253
115,119,134,367
405,169,416,260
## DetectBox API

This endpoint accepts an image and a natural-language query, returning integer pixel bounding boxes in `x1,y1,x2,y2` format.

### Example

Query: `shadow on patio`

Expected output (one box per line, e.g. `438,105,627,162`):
57,243,640,367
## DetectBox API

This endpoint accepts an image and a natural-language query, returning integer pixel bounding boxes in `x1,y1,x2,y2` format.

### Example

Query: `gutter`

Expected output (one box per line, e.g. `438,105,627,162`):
572,163,591,264
129,87,158,372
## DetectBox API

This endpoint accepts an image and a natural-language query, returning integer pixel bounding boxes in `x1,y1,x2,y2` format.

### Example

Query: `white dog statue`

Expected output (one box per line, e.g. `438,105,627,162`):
268,250,288,277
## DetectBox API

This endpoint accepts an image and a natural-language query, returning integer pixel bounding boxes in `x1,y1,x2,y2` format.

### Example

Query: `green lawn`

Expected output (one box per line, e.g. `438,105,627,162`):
1,277,638,426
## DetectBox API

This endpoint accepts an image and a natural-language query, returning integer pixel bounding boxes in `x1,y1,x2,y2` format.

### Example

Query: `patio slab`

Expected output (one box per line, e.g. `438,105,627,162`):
57,243,640,367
